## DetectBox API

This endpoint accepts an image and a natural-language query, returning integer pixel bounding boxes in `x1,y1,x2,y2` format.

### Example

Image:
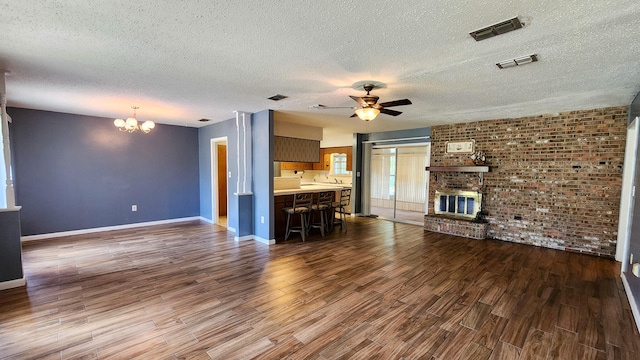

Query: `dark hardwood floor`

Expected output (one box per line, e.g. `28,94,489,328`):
1,217,639,359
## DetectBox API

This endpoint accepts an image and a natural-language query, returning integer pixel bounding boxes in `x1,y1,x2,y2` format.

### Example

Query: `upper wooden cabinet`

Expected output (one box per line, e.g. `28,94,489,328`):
280,162,313,170
313,148,325,170
281,146,353,172
321,146,353,172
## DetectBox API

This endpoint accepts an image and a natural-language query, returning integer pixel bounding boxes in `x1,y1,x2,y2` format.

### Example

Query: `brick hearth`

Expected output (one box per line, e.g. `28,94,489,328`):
424,214,488,240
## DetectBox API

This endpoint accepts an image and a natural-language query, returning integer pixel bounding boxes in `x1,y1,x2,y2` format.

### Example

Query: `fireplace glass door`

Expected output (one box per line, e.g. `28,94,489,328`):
369,145,429,224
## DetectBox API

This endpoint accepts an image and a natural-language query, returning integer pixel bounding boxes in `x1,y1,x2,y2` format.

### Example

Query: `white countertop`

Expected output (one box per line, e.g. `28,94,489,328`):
274,184,350,195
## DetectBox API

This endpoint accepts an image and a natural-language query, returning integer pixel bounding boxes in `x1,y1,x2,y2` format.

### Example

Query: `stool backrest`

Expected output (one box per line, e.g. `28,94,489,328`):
317,191,334,206
339,188,351,206
293,192,313,209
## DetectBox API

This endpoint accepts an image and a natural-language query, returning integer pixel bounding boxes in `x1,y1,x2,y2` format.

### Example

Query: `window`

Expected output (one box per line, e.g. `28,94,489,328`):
331,153,349,175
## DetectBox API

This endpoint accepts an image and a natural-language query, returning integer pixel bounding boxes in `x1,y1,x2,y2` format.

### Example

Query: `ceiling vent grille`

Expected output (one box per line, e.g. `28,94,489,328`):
470,17,523,41
268,94,288,101
496,54,538,69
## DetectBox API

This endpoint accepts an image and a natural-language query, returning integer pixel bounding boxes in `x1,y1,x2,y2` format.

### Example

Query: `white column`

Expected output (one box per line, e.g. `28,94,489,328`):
0,70,15,208
233,110,252,195
234,111,241,194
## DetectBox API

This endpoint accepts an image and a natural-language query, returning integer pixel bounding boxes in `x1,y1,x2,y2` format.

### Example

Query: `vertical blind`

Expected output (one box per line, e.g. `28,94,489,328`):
371,147,428,204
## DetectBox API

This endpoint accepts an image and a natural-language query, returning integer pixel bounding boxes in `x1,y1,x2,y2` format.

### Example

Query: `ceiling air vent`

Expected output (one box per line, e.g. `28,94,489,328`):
198,118,211,122
496,54,538,69
268,94,288,101
470,17,523,41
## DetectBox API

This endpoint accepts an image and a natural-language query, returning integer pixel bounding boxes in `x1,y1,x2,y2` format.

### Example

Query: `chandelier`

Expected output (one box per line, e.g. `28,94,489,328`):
114,106,155,133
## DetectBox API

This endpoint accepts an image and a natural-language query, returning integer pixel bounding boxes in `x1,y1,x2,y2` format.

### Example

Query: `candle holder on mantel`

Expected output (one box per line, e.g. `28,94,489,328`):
470,150,486,165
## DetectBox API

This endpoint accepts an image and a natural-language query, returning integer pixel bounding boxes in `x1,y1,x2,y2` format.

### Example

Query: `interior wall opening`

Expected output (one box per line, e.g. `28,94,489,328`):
210,137,228,227
367,144,430,225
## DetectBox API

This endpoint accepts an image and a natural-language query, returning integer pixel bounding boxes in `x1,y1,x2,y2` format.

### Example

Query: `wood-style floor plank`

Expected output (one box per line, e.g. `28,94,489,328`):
0,218,639,359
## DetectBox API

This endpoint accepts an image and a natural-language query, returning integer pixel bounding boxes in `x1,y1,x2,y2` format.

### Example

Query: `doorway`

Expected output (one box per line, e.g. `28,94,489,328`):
211,138,228,227
369,145,430,224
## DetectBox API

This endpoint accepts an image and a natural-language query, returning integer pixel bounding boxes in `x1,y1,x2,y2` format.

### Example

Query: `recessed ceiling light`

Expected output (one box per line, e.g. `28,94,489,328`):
496,54,538,69
470,17,523,41
268,94,288,101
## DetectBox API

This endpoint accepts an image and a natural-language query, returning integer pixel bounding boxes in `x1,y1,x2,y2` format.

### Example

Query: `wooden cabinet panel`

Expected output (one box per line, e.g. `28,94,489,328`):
323,152,331,170
321,146,353,172
274,195,293,237
313,148,325,170
281,162,313,170
345,147,353,171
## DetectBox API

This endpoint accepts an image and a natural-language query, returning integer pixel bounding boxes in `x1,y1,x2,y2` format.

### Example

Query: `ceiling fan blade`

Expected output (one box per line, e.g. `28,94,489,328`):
349,95,368,107
379,99,412,107
314,104,356,109
380,108,403,116
350,113,358,118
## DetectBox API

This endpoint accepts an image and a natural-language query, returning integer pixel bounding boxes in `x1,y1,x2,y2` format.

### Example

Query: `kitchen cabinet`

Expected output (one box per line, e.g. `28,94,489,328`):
322,146,353,171
313,148,325,170
280,162,312,170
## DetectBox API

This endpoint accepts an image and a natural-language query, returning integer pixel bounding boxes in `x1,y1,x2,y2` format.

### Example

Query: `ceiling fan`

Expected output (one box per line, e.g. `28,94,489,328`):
315,84,412,121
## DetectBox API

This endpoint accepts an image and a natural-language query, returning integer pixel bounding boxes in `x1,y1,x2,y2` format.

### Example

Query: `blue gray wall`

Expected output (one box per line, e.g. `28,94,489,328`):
251,110,274,241
8,108,199,235
0,209,23,282
198,117,237,225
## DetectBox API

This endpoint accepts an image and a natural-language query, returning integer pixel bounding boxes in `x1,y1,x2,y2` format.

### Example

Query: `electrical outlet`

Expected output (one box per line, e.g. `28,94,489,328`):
131,205,137,212
633,263,640,277
261,216,264,224
229,171,231,178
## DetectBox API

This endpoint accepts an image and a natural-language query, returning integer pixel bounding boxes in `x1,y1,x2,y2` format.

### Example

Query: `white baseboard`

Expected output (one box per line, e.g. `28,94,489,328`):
234,235,254,241
21,217,203,242
0,277,26,291
199,217,214,224
622,273,640,334
254,235,275,245
227,226,237,233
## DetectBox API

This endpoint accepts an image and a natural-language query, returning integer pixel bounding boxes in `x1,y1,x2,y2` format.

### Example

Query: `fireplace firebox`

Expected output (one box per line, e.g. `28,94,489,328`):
434,190,483,220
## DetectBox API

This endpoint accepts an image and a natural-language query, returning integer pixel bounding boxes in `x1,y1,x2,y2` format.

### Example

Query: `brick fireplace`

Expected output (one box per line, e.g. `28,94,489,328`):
424,166,489,240
426,106,627,257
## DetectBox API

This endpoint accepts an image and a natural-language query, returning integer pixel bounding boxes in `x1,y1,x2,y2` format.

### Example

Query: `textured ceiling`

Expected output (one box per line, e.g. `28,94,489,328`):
1,0,640,136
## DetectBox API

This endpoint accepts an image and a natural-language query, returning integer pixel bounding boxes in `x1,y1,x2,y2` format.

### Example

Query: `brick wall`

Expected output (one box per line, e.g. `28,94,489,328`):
429,106,628,257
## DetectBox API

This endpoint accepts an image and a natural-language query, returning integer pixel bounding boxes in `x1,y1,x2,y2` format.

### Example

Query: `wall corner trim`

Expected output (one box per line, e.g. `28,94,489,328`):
199,216,214,224
0,276,26,291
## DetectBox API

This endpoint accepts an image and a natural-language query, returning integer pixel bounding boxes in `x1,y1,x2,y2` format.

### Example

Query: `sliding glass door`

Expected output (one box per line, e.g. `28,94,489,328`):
369,145,430,224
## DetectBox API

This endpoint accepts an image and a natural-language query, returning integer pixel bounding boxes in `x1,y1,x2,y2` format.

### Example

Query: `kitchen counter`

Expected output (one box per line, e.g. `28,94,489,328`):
273,185,351,239
273,184,349,195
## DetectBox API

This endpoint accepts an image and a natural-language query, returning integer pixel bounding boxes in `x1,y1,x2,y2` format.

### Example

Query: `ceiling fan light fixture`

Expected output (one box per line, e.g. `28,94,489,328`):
355,107,380,121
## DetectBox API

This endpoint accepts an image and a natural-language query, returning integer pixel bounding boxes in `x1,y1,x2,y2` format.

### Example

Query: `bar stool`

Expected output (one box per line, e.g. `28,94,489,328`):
332,188,351,232
283,192,313,241
309,191,335,237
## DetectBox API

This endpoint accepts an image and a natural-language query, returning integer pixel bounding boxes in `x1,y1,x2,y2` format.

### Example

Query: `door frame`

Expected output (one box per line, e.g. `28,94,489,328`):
210,137,228,227
364,142,431,225
618,117,639,265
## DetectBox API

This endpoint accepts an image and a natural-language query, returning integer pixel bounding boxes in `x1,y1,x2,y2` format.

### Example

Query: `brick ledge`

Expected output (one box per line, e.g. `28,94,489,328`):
424,215,488,240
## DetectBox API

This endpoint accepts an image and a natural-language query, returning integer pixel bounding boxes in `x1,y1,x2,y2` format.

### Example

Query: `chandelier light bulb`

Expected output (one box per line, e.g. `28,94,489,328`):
114,106,154,134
